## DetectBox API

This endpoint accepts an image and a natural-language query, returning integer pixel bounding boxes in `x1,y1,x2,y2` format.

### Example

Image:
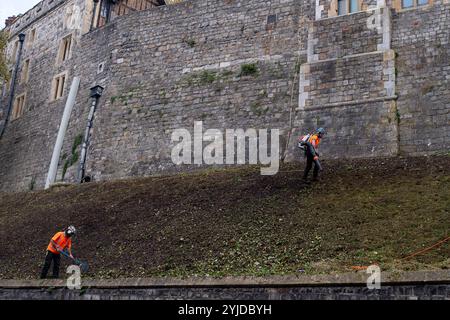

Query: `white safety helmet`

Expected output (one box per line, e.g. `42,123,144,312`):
66,225,77,236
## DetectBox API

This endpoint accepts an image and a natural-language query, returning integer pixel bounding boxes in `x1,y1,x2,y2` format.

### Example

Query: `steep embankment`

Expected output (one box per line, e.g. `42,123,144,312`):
0,156,449,279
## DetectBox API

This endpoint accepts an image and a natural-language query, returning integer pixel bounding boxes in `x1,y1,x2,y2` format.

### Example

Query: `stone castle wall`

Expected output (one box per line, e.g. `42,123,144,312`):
393,4,450,155
62,0,306,183
0,0,92,191
0,0,448,192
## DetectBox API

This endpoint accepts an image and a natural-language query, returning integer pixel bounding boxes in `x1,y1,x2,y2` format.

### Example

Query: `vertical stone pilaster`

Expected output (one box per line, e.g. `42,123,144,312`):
298,64,311,110
377,6,391,52
387,99,400,156
383,49,396,97
307,24,319,63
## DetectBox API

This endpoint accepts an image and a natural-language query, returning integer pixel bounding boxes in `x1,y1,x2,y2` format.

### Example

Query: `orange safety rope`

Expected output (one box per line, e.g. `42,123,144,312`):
400,235,450,261
350,265,372,271
350,235,450,271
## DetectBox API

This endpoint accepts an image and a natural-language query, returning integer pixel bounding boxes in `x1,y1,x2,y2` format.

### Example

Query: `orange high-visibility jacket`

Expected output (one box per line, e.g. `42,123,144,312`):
308,134,321,150
47,231,72,254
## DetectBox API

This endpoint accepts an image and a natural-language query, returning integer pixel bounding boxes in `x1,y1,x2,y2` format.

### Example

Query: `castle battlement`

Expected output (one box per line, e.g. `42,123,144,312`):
6,0,68,38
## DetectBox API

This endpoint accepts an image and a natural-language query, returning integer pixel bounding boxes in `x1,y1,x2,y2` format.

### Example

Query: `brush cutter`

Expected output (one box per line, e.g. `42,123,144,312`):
58,249,89,273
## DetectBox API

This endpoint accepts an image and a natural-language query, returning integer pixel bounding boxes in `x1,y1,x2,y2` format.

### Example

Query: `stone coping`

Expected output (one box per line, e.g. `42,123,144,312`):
0,271,449,289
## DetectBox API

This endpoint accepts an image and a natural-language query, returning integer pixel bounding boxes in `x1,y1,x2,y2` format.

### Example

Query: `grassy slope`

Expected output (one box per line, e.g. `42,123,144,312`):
0,156,449,279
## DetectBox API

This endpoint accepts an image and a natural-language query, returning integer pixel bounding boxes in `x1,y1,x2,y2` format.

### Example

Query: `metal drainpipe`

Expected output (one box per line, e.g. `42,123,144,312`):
90,0,100,31
77,85,104,183
0,33,26,140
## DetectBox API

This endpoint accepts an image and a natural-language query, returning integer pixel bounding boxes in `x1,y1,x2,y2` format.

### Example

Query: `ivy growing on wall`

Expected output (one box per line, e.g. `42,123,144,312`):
239,63,259,77
0,30,10,82
183,38,196,48
28,177,36,191
62,134,83,180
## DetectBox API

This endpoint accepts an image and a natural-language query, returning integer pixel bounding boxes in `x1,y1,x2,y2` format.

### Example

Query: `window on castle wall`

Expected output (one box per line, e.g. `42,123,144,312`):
58,34,72,63
338,0,346,15
402,0,429,8
338,0,360,15
12,94,26,120
349,0,359,12
28,29,36,48
7,70,13,91
2,79,8,97
12,40,19,61
402,0,414,7
112,0,166,19
52,73,67,101
21,59,30,84
101,3,108,17
96,0,109,28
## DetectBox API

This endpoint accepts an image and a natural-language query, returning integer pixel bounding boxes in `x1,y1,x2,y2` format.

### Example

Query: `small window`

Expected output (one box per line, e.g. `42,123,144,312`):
21,59,30,84
100,3,109,17
58,34,73,63
2,77,9,97
338,0,360,15
267,14,277,24
338,0,347,15
97,2,109,28
52,73,67,101
28,29,36,47
12,40,19,61
7,70,13,91
12,94,26,120
97,61,105,74
402,0,429,8
349,0,359,13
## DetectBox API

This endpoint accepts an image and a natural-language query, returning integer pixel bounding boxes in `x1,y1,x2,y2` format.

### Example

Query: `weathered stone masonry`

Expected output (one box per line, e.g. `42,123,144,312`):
0,0,95,191
288,3,400,160
1,271,450,300
0,0,449,192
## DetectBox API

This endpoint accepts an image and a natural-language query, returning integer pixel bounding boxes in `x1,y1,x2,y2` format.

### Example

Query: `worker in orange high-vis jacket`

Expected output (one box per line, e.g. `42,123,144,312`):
302,128,325,182
40,226,76,279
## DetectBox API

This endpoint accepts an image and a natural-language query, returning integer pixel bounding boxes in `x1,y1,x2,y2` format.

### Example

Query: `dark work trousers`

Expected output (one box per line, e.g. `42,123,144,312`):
40,251,61,279
303,143,322,180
